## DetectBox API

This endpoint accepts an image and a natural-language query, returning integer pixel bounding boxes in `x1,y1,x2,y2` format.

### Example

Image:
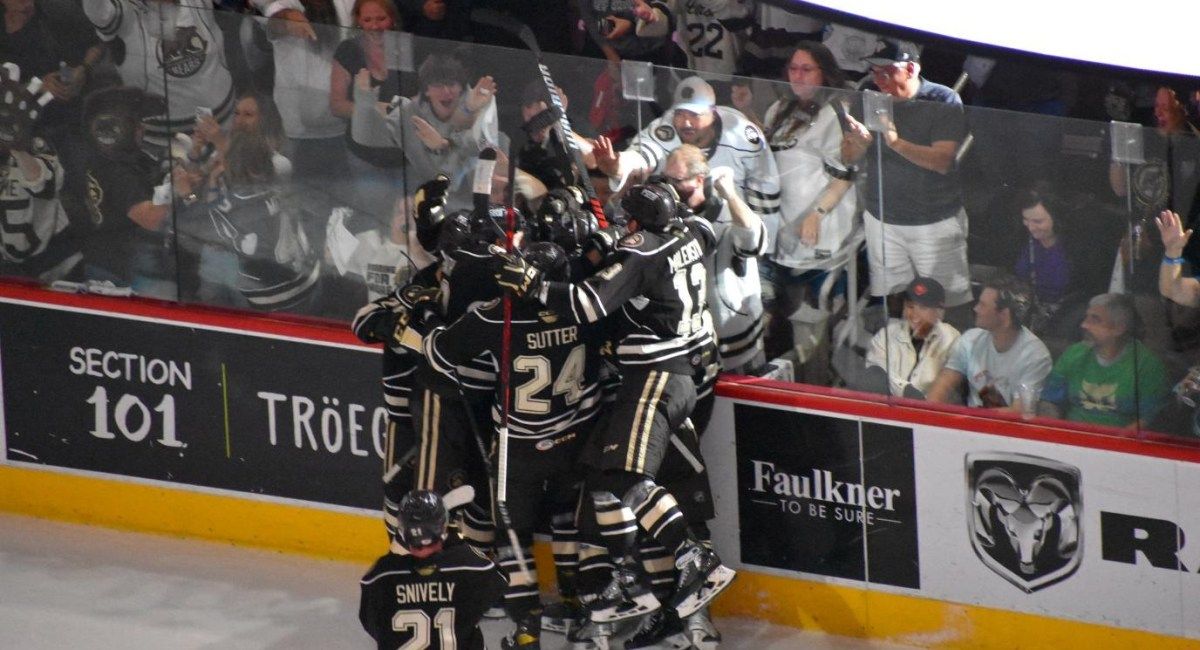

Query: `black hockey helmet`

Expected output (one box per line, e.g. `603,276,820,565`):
396,489,449,551
524,241,570,282
620,182,680,233
437,209,474,255
535,186,597,253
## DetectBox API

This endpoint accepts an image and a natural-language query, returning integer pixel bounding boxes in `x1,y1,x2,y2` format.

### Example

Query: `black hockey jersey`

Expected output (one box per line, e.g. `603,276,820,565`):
423,298,602,439
206,184,319,311
359,544,505,650
541,219,716,374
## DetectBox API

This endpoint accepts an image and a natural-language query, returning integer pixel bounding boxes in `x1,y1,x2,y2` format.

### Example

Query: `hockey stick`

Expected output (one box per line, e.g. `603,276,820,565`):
475,145,533,582
470,8,610,230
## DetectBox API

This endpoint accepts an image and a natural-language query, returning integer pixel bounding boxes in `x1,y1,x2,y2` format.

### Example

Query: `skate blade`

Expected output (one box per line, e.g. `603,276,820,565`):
689,630,722,650
541,617,571,635
674,566,737,618
588,592,661,623
570,637,610,650
482,606,507,619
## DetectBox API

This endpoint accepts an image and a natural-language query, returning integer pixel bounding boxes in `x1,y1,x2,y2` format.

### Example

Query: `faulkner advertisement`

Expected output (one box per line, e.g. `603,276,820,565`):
0,301,386,509
734,403,919,589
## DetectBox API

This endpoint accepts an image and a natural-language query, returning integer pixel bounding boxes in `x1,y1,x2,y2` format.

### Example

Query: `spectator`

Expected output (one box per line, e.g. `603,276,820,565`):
662,144,767,374
926,277,1052,411
330,0,405,221
840,40,972,314
759,42,858,361
252,0,355,189
1040,293,1169,428
577,0,677,68
179,91,294,307
593,75,780,231
0,0,103,195
1158,209,1200,307
862,277,960,398
195,126,320,312
0,119,77,283
396,0,472,41
83,0,236,148
1014,181,1072,306
349,53,501,212
78,86,177,299
631,0,754,80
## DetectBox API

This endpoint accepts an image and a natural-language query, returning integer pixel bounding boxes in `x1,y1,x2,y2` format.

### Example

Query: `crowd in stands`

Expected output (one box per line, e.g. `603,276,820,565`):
2,0,1199,440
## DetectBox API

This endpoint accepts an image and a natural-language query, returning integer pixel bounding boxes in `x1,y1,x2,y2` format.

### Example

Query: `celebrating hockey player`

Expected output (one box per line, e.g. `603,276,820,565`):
494,181,737,628
359,488,506,650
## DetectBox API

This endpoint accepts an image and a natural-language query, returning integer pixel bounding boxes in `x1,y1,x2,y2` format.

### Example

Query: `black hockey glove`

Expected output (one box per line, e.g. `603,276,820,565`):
494,251,543,299
391,285,441,350
414,175,451,240
582,224,626,263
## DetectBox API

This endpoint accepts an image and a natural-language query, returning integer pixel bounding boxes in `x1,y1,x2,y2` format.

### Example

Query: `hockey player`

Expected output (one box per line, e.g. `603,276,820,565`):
593,75,780,229
359,488,507,650
82,0,235,148
495,182,736,627
351,185,444,542
631,0,756,78
404,241,602,649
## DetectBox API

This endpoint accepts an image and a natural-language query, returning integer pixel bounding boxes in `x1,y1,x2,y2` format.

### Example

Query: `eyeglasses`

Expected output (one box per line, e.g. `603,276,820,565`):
788,64,821,74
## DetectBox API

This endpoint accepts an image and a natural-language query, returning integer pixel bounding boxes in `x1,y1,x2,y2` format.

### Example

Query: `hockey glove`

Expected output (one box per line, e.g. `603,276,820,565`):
582,224,626,263
414,175,451,235
392,285,442,351
494,252,543,299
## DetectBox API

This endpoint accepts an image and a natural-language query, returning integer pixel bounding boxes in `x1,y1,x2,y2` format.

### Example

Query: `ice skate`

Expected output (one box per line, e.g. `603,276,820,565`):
541,598,583,634
684,606,722,649
667,543,736,619
586,565,660,623
567,617,613,650
624,609,690,649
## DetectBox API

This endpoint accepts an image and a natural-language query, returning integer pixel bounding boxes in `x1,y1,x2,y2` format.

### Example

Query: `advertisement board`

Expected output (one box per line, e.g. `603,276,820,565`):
913,425,1200,638
0,299,387,510
708,400,920,590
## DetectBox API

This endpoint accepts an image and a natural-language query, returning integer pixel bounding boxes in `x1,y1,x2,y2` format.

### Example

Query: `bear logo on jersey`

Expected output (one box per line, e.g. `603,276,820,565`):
744,125,762,146
158,27,207,78
654,125,676,142
84,171,105,226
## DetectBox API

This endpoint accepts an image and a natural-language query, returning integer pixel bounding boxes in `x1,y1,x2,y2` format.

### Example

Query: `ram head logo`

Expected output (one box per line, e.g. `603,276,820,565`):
966,453,1082,593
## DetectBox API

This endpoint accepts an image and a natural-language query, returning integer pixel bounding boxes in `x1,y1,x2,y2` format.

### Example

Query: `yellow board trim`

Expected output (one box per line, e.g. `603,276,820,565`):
0,465,385,562
710,569,1199,649
2,464,1195,649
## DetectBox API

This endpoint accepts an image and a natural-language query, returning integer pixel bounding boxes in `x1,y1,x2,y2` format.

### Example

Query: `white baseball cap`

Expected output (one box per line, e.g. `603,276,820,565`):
673,77,716,114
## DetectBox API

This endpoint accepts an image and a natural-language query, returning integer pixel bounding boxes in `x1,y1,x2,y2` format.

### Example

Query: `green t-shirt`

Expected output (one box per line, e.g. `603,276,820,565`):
1042,341,1169,428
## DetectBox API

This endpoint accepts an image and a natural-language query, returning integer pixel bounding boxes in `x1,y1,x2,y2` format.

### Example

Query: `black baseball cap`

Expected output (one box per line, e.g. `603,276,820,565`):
905,277,945,307
862,40,919,67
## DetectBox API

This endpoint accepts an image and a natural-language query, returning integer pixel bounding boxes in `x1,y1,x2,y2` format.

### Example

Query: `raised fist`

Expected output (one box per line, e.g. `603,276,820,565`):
0,63,52,153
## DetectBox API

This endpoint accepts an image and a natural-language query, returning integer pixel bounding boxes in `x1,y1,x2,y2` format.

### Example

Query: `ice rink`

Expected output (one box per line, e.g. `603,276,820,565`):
0,513,918,649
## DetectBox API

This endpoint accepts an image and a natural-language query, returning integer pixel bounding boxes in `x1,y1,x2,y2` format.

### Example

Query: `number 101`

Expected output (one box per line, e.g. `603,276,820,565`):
85,386,185,448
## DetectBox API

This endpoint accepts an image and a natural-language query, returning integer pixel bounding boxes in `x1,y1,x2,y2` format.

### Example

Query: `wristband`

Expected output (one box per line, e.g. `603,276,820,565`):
1163,255,1186,265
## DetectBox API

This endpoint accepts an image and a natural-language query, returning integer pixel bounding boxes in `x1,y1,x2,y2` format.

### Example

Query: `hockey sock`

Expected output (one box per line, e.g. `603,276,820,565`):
637,535,676,601
498,533,541,624
460,501,496,555
629,483,691,555
576,543,614,600
550,511,580,601
591,491,638,562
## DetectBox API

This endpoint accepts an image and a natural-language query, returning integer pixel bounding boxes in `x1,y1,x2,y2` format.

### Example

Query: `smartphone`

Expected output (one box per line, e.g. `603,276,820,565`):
832,99,852,133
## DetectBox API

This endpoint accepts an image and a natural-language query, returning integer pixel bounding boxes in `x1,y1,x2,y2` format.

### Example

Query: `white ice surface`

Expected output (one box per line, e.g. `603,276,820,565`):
0,513,918,649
